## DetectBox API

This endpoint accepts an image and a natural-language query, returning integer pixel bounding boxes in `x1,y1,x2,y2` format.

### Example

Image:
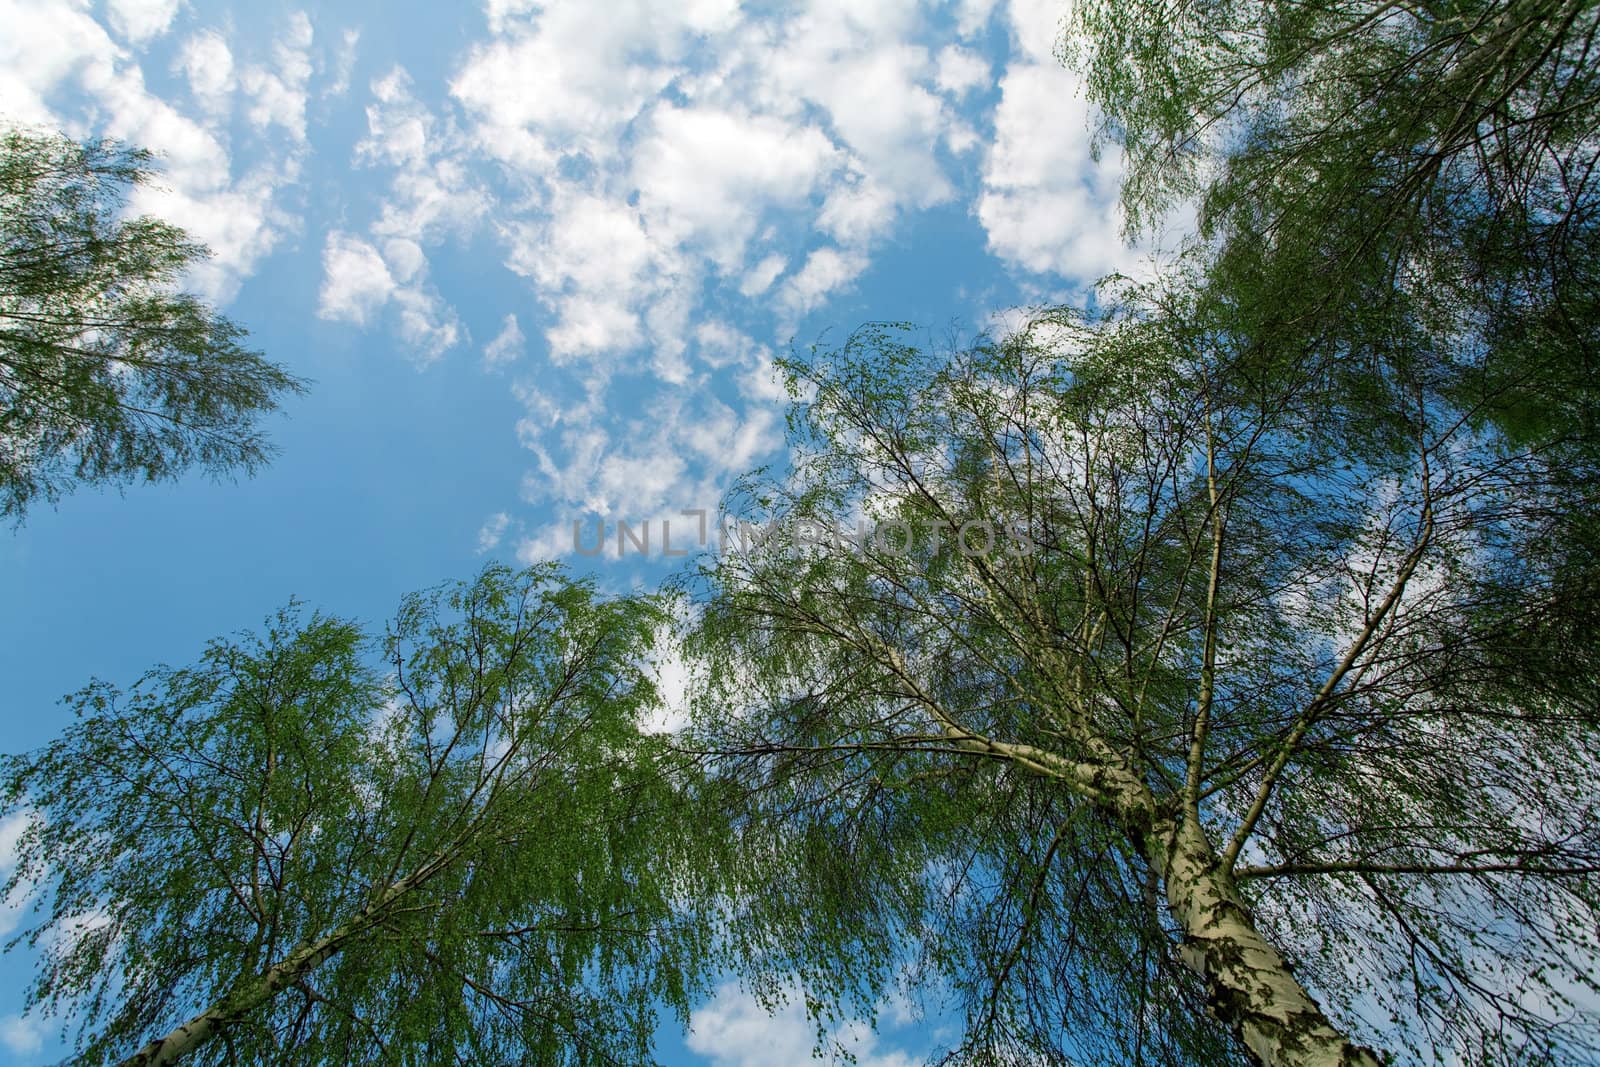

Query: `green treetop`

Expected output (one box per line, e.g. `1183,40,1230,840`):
0,125,305,521
689,300,1600,1067
3,563,726,1066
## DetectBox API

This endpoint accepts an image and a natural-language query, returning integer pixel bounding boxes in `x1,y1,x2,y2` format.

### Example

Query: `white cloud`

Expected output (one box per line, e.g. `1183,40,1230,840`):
595,453,689,515
484,314,525,367
687,983,921,1067
80,48,301,302
516,519,580,564
954,0,1000,38
693,320,759,369
358,67,431,167
106,0,180,46
93,68,231,190
354,0,1137,544
759,5,955,210
514,379,783,549
476,512,511,552
633,105,838,268
318,232,397,325
175,30,233,114
738,351,791,405
681,398,780,476
327,68,482,361
0,1014,43,1057
130,169,297,301
815,176,898,245
324,28,360,98
436,0,1008,531
1005,0,1068,63
934,45,990,96
0,0,118,124
782,245,869,316
451,1,731,169
391,285,462,362
0,812,26,867
501,192,664,363
238,12,314,142
381,237,425,283
645,631,693,733
975,62,1137,281
545,295,643,362
483,0,540,34
0,811,38,940
380,159,486,242
739,254,787,297
510,193,658,299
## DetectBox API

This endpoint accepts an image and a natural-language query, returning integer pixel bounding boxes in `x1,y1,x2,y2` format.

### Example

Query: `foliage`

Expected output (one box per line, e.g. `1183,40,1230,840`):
0,125,305,521
1,563,723,1066
1062,0,1600,449
689,304,1600,1066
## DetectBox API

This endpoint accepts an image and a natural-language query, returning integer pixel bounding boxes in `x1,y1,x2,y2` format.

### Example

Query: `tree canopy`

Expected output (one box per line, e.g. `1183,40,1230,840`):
687,296,1600,1066
2,563,724,1066
1063,0,1600,451
0,126,305,521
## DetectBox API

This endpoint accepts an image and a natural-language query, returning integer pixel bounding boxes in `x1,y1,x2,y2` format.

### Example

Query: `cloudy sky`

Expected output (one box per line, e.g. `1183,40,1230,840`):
0,0,1158,1060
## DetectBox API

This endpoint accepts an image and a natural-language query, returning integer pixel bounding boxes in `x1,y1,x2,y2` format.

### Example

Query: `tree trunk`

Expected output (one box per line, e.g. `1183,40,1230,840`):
114,932,348,1067
114,874,417,1067
1159,818,1384,1067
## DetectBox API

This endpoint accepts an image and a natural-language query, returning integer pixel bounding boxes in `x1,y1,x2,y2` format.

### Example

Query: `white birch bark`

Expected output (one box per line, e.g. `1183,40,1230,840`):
1157,817,1384,1067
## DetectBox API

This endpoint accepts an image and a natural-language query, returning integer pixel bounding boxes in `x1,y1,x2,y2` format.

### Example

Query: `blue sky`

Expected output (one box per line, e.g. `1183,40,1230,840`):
0,0,1159,1060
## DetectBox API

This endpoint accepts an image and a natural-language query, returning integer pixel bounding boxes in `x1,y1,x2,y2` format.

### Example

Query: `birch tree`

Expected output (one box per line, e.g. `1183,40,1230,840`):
2,563,722,1066
1062,0,1600,451
0,126,305,521
689,303,1600,1067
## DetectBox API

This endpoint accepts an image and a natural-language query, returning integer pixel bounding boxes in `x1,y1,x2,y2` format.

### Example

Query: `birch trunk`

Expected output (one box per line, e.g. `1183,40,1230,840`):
1158,817,1383,1067
114,874,417,1067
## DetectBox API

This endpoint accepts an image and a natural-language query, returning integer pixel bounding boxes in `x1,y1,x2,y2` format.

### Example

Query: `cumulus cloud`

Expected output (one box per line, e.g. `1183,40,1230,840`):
510,194,658,299
451,0,741,168
633,105,838,269
739,254,787,297
317,66,484,361
934,45,991,96
176,30,234,114
782,245,869,316
501,192,662,363
391,285,462,361
357,67,432,167
0,0,114,123
954,0,1001,38
1005,0,1069,62
511,373,784,565
318,232,397,326
238,11,314,142
106,0,180,45
975,61,1137,282
757,2,956,210
283,0,1132,553
687,983,922,1067
815,176,899,245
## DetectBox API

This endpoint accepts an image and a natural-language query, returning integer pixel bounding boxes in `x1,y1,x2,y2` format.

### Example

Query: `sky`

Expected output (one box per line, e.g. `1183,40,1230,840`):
0,0,1161,1061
